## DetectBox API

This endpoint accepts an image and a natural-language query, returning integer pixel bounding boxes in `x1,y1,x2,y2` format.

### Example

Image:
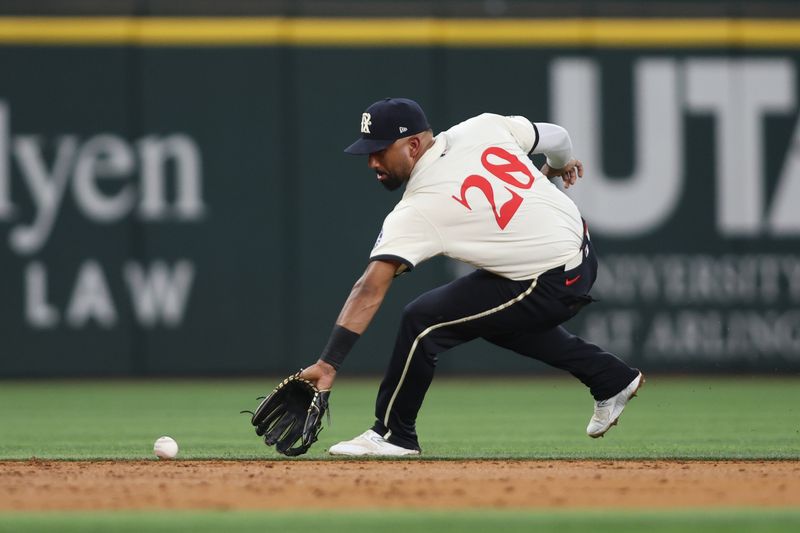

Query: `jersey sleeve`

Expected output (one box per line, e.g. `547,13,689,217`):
531,122,573,169
370,204,442,273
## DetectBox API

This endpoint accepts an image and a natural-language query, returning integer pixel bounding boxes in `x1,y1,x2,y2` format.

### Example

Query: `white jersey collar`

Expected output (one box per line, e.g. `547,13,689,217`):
407,133,448,190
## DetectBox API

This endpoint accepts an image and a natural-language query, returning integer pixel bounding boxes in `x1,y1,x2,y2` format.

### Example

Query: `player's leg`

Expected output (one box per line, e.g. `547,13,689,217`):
329,269,537,455
486,326,642,437
485,326,639,401
368,236,634,450
481,232,642,437
370,269,538,450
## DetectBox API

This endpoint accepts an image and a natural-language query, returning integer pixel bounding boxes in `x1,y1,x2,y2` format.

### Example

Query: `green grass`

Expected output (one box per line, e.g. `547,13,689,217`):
0,510,799,533
0,376,798,460
1,378,797,531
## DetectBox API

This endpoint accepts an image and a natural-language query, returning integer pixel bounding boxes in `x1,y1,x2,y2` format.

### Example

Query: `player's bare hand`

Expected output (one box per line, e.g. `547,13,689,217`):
559,159,583,189
541,158,584,189
299,360,337,391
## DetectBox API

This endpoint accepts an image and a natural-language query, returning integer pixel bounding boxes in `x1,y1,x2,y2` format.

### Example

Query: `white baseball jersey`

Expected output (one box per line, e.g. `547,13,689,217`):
370,113,584,281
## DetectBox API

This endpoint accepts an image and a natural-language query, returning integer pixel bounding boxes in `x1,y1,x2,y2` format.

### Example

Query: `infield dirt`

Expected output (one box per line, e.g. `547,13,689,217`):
1,460,798,510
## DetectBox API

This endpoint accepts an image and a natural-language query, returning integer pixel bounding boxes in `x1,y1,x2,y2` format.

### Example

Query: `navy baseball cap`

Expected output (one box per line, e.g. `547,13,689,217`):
344,97,430,155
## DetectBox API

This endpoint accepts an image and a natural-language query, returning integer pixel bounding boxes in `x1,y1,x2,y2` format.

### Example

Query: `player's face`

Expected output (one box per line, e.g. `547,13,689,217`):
368,139,415,191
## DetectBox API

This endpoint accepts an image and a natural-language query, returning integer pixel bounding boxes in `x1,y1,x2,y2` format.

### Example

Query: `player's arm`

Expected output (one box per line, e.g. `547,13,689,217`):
334,259,399,333
533,122,583,189
502,115,583,189
299,259,400,390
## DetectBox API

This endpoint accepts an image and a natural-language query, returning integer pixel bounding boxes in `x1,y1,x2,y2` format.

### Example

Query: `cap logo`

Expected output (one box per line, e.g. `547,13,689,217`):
399,126,408,133
360,113,372,134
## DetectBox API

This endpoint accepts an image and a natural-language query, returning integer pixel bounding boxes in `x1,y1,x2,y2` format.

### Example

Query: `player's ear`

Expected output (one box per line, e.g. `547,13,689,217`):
408,136,421,156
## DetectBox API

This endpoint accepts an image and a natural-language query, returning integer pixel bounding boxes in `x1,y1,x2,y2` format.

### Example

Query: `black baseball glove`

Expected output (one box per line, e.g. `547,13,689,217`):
244,373,330,457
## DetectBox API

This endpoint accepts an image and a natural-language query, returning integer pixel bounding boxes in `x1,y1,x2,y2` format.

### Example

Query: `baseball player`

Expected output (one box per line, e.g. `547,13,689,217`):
300,97,643,456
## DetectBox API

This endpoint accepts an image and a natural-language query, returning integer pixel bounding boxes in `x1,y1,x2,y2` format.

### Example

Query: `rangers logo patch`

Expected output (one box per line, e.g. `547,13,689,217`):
360,113,372,134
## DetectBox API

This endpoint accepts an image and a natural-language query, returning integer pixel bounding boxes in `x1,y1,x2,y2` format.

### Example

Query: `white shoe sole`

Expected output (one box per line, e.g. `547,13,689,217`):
328,446,419,457
328,430,420,457
589,372,645,439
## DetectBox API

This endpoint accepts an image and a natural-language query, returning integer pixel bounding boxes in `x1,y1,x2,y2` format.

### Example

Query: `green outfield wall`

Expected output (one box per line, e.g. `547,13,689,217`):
0,14,799,376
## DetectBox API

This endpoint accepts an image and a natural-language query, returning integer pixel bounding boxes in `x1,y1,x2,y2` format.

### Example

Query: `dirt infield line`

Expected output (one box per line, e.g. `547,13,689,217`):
1,460,798,510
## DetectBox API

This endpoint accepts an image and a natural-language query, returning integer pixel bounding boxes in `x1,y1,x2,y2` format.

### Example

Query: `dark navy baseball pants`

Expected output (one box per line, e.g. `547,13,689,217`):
371,233,640,451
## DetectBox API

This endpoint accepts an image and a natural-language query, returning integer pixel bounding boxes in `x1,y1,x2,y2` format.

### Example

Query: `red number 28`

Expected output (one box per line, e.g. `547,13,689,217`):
451,147,535,230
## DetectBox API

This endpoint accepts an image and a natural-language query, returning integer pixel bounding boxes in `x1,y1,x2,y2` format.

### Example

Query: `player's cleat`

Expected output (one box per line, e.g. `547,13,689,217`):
586,371,644,438
328,430,420,457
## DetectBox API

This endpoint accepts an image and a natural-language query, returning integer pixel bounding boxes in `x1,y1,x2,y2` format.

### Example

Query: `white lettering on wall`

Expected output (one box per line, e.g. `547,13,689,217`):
24,261,59,328
0,101,10,218
593,254,800,304
25,259,196,329
550,57,800,237
0,100,206,331
769,115,800,234
552,58,683,237
0,100,206,256
124,260,194,327
685,59,795,236
10,135,77,254
65,260,117,328
138,135,204,220
576,253,800,361
72,134,136,222
642,310,800,360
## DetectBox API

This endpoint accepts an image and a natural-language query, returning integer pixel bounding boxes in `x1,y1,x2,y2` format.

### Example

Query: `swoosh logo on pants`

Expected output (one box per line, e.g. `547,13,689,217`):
565,275,582,286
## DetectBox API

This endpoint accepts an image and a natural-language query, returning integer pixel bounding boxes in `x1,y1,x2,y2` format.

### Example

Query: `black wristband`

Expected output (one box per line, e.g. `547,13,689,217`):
319,325,360,370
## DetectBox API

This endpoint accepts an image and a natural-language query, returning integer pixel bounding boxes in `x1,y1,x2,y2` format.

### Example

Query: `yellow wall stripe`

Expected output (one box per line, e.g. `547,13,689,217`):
0,17,799,47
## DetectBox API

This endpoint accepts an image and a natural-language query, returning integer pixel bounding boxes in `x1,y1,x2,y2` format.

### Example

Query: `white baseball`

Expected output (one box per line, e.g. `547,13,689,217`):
153,436,179,459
